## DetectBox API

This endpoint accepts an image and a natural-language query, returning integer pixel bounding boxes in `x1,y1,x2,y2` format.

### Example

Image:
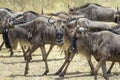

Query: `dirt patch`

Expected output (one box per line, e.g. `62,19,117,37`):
0,45,120,80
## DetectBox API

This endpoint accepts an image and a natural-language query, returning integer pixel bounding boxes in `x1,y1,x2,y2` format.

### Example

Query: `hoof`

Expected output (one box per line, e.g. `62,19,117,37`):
59,73,65,77
24,68,29,76
90,71,94,76
10,52,13,57
10,54,13,57
107,70,111,74
90,70,94,76
24,71,28,76
30,56,32,60
24,57,27,60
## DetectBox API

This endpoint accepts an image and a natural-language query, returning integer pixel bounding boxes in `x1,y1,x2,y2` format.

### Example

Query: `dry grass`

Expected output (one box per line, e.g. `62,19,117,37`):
0,0,120,13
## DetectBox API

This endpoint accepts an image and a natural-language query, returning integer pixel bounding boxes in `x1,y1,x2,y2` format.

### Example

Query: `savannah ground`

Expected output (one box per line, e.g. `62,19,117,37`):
0,35,120,80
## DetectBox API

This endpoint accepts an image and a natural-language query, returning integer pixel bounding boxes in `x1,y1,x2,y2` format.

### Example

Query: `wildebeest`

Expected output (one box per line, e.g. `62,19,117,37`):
6,16,67,75
71,26,120,80
69,3,119,22
10,11,68,58
19,17,61,75
0,8,22,52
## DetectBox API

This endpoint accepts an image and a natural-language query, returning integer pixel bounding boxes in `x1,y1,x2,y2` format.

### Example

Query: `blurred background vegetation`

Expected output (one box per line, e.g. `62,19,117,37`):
0,0,120,13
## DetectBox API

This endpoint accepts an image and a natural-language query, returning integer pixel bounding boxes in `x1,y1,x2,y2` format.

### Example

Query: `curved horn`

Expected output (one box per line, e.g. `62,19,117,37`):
48,16,55,24
15,14,23,19
74,18,80,27
48,16,52,24
65,13,72,20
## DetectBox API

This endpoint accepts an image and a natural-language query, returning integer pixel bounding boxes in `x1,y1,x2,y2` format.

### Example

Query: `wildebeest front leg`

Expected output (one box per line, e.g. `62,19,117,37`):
59,53,75,77
0,41,4,51
94,57,107,80
86,55,94,76
102,61,109,80
107,61,115,74
40,45,49,75
46,44,54,58
9,48,13,57
55,51,71,75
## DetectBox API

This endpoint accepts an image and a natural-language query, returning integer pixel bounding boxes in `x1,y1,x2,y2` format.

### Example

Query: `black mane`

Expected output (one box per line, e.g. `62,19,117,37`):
0,8,15,13
80,3,102,9
24,11,40,16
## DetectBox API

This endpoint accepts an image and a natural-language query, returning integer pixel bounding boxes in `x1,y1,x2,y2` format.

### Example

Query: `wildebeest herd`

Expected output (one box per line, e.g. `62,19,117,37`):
1,3,120,80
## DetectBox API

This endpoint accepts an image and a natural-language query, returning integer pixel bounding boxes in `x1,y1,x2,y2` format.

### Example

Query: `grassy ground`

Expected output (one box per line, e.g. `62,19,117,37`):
0,35,120,80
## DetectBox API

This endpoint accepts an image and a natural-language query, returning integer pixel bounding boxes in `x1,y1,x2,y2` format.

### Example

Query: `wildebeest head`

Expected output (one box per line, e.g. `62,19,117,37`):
73,26,88,38
54,20,66,46
8,14,24,25
48,16,67,46
2,18,15,30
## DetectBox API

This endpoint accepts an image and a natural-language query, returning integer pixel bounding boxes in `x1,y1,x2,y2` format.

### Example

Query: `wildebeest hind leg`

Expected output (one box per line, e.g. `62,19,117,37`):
86,55,94,76
46,44,54,58
21,46,27,60
9,48,13,57
107,61,115,74
102,61,109,80
24,56,30,76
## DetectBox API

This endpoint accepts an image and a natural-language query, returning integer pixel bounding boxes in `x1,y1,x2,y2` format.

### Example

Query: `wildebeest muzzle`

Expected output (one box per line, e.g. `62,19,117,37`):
56,32,64,46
